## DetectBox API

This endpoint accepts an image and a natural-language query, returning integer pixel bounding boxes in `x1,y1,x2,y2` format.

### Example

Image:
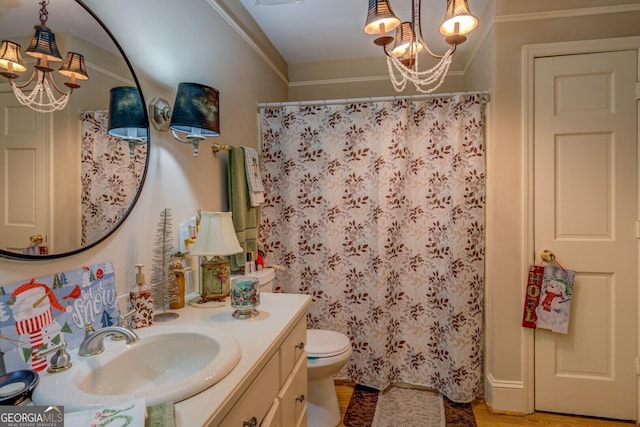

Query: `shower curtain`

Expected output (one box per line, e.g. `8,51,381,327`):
80,111,146,245
259,93,488,402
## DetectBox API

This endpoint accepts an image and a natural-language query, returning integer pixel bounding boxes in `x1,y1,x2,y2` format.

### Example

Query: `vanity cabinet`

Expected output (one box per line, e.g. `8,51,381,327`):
278,353,307,426
173,294,311,427
278,318,307,427
218,311,308,427
220,353,280,426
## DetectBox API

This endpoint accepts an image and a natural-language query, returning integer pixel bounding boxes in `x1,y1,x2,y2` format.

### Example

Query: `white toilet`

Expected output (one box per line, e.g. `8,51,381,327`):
249,268,352,427
305,328,352,426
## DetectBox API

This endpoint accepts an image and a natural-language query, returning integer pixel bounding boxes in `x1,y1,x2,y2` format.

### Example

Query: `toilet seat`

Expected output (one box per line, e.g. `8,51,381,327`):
306,329,350,358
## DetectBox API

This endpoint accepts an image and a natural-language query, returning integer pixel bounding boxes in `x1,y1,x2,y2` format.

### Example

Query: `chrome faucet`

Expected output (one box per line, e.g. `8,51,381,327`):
111,309,136,341
34,339,72,373
78,322,139,357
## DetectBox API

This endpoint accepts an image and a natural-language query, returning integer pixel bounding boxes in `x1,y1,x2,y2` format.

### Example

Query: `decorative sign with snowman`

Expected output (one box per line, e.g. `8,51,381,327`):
0,262,119,373
522,263,575,334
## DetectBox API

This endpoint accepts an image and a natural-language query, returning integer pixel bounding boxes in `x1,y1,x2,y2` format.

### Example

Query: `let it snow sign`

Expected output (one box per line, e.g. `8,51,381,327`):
0,262,120,373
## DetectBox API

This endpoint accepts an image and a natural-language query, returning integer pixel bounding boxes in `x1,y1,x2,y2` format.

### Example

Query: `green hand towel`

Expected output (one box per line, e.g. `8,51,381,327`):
145,402,175,427
228,147,259,271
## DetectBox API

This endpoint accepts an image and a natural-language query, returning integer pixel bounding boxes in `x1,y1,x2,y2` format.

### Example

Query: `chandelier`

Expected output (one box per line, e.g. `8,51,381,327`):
364,0,478,93
0,0,88,113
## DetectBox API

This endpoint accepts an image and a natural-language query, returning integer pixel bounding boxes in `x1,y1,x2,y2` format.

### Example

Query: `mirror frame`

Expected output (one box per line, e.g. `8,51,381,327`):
0,0,149,261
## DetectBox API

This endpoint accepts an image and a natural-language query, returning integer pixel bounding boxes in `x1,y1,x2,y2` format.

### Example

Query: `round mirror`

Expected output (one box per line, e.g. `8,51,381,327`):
0,0,149,260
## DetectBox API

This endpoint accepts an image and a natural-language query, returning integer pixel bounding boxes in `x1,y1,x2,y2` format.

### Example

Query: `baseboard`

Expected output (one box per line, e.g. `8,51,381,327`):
484,373,528,414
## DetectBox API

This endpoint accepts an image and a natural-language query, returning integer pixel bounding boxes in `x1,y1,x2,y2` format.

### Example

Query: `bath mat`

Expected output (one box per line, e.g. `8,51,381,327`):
343,384,477,427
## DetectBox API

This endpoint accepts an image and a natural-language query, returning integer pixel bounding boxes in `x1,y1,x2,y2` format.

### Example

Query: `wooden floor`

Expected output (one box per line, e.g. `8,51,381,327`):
335,381,636,427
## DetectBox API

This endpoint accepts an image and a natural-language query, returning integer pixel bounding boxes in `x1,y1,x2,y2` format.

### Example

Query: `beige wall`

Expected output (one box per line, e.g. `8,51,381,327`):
288,57,467,100
285,1,490,100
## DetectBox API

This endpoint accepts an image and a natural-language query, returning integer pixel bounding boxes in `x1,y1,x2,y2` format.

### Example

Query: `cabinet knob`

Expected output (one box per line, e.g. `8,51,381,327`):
295,342,305,350
296,394,306,403
242,416,257,427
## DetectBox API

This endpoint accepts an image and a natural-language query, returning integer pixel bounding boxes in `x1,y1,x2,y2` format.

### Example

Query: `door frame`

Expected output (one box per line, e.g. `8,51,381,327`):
522,36,640,417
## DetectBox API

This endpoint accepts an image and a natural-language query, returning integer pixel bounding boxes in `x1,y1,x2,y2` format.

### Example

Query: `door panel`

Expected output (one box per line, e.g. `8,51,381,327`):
534,50,637,420
0,93,49,253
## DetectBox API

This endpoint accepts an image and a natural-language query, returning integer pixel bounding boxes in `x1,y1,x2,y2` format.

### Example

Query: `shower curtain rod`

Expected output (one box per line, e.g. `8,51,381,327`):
257,90,489,108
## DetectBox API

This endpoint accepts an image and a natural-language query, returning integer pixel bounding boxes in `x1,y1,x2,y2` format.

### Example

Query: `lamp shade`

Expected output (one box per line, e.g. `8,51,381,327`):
364,0,401,35
58,52,88,81
0,41,27,76
191,212,242,257
108,86,148,139
439,0,478,37
26,25,63,63
169,82,220,137
392,22,423,58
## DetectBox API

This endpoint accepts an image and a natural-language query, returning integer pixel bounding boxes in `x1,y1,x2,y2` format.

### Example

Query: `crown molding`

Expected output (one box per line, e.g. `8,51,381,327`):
211,1,640,89
206,0,289,86
493,3,640,24
288,70,465,88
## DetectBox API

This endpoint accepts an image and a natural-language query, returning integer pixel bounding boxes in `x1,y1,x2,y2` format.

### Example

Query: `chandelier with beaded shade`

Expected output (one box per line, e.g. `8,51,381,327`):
364,0,478,93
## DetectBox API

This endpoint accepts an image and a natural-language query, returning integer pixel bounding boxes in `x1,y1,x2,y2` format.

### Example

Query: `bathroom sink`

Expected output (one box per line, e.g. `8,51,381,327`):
32,324,241,412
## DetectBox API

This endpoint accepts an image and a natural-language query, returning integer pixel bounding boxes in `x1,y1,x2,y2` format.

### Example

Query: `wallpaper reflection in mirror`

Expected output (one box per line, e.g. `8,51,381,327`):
81,111,146,246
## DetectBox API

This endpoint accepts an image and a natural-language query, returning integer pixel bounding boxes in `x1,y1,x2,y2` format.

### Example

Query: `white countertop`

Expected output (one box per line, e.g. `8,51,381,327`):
170,292,311,426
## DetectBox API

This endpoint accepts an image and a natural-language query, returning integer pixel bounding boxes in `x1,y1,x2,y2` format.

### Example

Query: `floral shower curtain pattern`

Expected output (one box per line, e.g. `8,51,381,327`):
259,93,489,402
80,111,146,245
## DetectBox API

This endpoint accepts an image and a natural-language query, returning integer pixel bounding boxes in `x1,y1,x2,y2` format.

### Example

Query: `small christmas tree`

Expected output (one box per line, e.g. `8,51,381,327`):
53,274,62,290
151,208,179,321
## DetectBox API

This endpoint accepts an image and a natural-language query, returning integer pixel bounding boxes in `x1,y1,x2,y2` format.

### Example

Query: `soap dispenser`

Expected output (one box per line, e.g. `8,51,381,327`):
128,264,154,328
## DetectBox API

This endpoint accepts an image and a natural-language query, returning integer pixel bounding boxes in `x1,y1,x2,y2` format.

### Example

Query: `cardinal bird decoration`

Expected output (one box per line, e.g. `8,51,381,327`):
62,284,82,300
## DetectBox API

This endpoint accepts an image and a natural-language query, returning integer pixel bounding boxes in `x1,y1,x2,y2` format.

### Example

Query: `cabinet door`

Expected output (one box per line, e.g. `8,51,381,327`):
220,353,279,426
280,318,306,386
296,405,307,427
278,355,307,427
261,398,281,427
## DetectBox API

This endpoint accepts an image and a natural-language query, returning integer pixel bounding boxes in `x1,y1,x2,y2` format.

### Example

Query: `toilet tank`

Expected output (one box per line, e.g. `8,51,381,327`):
231,268,276,293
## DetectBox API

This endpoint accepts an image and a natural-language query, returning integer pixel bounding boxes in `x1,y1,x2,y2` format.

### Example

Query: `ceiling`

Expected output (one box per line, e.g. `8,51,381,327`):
1,1,487,67
238,0,488,65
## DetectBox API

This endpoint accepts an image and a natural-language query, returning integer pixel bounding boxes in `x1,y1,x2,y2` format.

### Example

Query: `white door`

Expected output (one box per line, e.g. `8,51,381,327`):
533,50,638,420
0,92,50,254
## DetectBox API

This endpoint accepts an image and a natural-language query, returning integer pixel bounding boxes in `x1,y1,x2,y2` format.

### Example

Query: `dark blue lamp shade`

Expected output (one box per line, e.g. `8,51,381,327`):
108,86,148,158
170,82,219,134
170,82,220,136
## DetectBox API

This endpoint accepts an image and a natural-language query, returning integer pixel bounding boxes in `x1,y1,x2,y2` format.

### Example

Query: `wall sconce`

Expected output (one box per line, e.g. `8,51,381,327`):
148,82,221,157
107,86,148,159
190,211,242,304
0,0,89,113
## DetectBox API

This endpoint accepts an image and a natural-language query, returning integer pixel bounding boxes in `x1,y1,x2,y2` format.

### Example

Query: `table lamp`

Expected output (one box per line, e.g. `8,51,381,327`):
190,211,242,303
